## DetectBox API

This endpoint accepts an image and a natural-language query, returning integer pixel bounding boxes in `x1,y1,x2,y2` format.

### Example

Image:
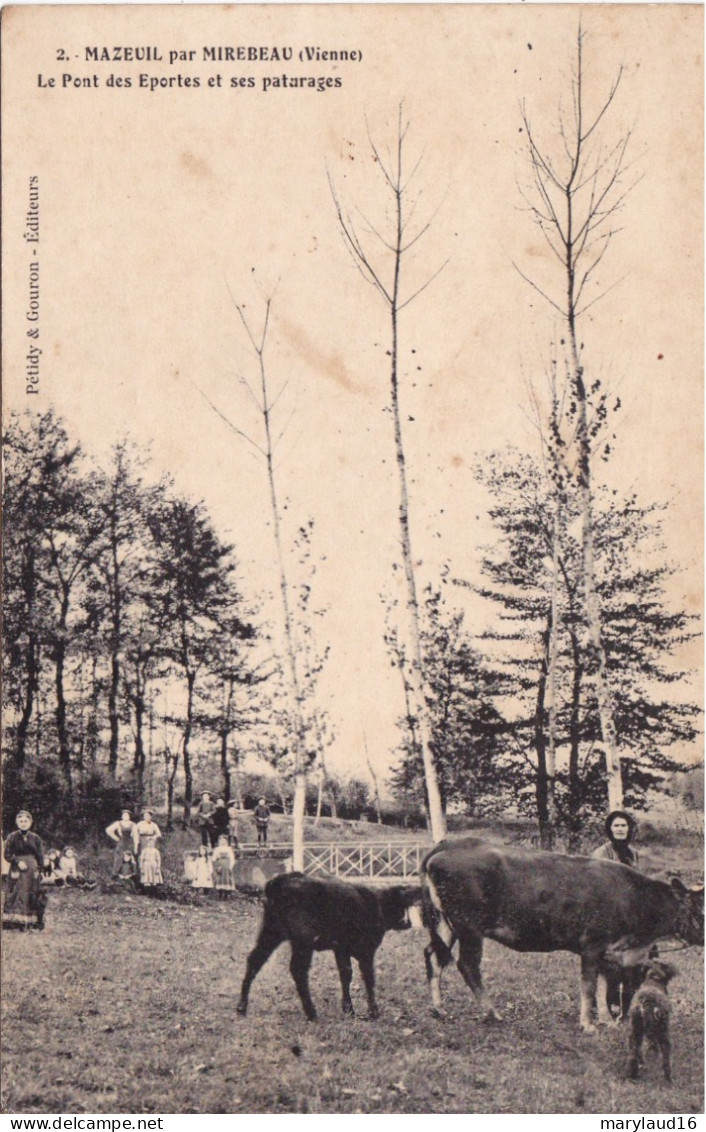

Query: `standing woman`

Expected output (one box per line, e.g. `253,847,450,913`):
3,811,47,930
135,809,163,888
592,810,640,1019
105,810,138,878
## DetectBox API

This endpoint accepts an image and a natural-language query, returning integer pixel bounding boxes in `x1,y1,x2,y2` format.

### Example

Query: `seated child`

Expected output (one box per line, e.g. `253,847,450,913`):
59,848,97,889
117,851,137,885
59,847,79,884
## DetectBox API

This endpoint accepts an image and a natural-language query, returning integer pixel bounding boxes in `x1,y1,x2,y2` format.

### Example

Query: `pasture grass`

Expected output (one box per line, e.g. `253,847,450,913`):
2,881,703,1115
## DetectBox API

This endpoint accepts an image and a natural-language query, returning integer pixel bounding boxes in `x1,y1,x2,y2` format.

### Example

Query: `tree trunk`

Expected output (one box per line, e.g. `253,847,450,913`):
15,546,39,768
256,323,307,869
541,505,561,846
567,629,584,848
54,595,72,795
108,652,120,776
220,730,231,803
132,674,146,800
181,670,195,826
570,346,622,810
389,205,446,844
314,763,324,824
534,626,551,847
165,751,178,831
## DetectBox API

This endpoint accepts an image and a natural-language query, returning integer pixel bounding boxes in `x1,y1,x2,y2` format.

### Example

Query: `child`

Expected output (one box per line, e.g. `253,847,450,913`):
47,848,65,885
192,844,213,892
41,853,62,885
211,835,236,899
253,798,271,846
59,847,79,884
117,851,137,887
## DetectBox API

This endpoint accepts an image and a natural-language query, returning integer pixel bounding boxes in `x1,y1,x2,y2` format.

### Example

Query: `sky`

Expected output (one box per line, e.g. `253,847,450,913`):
3,3,703,784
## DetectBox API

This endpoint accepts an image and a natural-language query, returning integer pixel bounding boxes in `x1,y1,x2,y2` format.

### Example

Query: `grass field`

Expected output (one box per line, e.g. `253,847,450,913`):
1,820,703,1115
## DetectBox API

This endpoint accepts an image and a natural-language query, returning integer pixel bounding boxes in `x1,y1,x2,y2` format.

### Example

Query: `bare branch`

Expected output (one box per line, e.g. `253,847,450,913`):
511,261,565,318
190,379,266,458
575,270,629,318
398,258,450,310
327,168,393,305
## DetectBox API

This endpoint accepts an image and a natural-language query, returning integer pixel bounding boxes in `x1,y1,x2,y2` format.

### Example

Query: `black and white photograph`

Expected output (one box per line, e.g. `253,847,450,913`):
1,2,703,1117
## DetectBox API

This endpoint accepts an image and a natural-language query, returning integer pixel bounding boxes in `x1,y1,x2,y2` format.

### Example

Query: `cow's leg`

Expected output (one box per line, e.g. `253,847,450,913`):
357,950,380,1020
580,954,600,1034
334,949,355,1016
236,922,282,1016
595,970,616,1026
290,943,317,1021
457,933,502,1023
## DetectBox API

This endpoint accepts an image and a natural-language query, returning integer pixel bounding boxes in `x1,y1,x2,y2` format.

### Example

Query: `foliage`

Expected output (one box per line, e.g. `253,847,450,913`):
389,579,519,817
470,447,700,831
2,409,259,834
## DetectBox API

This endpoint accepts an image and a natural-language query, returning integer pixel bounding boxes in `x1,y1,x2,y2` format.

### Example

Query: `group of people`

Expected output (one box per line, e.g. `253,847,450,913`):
41,846,94,888
191,837,238,897
105,809,163,888
192,792,240,848
2,810,98,930
192,792,271,846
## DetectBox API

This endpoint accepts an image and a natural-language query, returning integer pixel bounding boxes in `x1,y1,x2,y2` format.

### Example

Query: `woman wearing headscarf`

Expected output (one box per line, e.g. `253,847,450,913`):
3,810,48,930
592,810,641,1019
592,810,639,868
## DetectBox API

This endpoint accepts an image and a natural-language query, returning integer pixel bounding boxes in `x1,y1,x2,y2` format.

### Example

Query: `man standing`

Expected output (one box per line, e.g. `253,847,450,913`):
253,798,271,846
194,791,216,847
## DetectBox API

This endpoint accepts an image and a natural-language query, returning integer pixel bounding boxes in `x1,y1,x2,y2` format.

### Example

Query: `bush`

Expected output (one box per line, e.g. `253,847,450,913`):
2,763,127,847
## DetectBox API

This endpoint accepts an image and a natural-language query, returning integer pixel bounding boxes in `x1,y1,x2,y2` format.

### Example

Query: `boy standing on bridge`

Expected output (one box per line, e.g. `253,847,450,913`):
253,798,270,846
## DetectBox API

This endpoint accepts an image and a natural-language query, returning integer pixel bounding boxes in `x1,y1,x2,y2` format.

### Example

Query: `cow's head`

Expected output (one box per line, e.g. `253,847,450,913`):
634,957,678,990
671,877,704,946
381,885,423,932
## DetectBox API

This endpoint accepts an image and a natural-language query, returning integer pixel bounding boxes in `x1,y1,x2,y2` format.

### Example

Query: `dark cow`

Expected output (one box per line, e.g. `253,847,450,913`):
420,838,703,1033
236,872,419,1020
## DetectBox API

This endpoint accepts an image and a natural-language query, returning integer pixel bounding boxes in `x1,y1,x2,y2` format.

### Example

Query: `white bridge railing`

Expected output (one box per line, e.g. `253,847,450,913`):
238,841,430,881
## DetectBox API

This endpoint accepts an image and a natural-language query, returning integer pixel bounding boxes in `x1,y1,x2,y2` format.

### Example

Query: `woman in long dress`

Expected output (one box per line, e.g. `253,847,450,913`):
211,835,235,898
192,845,213,892
3,810,47,930
105,810,138,877
135,809,163,887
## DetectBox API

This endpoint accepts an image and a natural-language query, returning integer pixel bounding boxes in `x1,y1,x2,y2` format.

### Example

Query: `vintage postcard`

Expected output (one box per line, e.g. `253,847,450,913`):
1,2,703,1119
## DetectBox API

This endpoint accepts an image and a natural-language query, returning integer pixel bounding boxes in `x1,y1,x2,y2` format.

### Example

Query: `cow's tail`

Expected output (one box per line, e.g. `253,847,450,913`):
420,845,457,1012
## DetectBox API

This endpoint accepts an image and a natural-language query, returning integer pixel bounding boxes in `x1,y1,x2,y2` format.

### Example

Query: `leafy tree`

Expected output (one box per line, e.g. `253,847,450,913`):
389,580,515,818
517,27,639,807
472,448,700,837
88,439,160,776
145,495,253,825
3,410,103,793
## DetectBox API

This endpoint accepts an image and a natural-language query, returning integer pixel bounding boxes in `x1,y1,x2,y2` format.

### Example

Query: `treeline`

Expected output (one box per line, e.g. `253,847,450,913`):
3,409,265,833
389,448,700,845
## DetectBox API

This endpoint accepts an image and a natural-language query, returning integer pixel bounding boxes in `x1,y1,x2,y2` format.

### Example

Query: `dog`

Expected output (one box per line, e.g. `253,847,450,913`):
627,958,677,1083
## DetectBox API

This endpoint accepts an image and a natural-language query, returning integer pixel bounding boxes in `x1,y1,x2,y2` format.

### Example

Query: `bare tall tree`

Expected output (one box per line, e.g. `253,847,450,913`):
330,108,447,841
517,28,636,809
197,298,308,869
